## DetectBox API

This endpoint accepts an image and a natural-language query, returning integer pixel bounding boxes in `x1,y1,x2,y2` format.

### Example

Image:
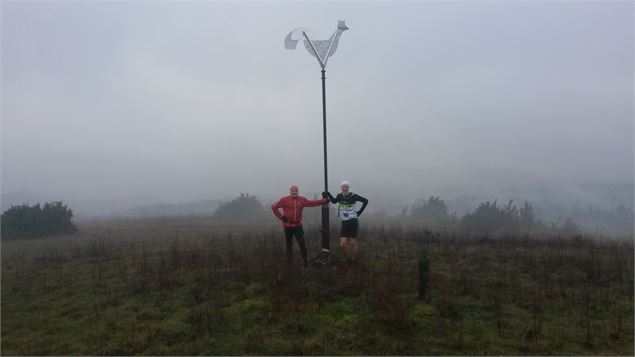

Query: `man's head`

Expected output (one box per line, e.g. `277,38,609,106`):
289,184,299,197
340,180,350,193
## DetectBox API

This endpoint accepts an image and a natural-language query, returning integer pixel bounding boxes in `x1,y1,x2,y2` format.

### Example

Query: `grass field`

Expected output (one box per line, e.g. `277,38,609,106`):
1,217,633,355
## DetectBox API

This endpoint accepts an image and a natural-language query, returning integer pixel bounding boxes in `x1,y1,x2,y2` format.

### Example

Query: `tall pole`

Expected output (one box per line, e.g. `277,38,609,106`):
321,68,330,252
285,21,349,261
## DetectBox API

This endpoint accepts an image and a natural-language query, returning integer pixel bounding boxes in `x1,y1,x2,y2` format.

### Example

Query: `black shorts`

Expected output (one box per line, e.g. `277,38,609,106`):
340,219,359,238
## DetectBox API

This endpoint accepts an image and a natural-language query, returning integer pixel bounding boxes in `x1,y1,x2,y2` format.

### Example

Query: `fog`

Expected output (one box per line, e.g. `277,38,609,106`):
2,1,633,217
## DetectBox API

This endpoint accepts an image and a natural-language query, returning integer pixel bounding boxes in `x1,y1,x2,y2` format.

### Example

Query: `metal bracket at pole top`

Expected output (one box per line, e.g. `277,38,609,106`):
302,31,325,69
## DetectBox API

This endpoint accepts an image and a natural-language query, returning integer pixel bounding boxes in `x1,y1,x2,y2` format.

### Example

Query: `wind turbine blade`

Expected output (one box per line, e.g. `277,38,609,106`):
322,30,339,67
284,31,298,49
302,31,325,68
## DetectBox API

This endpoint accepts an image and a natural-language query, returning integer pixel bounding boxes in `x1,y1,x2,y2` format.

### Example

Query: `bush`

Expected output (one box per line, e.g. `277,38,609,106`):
1,201,78,239
560,217,579,236
418,255,430,299
410,196,457,229
461,200,520,233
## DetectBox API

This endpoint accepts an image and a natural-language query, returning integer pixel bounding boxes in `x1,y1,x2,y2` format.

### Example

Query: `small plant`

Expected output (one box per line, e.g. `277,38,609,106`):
418,255,429,299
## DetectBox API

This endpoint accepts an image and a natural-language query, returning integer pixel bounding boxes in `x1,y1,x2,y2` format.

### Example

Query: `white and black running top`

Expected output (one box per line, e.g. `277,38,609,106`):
326,192,369,221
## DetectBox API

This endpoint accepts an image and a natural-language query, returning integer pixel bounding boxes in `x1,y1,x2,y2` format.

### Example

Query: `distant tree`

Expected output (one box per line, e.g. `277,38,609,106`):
449,211,459,227
400,207,409,219
213,193,265,219
559,217,579,236
566,204,634,236
461,200,520,233
1,201,77,239
519,201,536,230
410,196,451,229
418,255,430,299
614,205,635,235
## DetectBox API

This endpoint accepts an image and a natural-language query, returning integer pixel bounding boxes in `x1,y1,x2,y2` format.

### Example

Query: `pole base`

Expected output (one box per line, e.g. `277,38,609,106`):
312,249,332,267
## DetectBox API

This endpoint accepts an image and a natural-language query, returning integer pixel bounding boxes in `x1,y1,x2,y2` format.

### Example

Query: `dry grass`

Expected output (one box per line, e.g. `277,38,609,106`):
1,216,633,355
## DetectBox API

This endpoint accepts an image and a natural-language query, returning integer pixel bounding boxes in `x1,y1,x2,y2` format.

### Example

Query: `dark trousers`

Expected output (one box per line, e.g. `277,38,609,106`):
284,226,307,264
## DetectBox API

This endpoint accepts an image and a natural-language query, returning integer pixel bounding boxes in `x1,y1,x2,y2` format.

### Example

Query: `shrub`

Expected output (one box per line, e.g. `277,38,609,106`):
418,255,429,299
461,200,519,233
560,217,579,236
410,196,457,229
1,201,78,239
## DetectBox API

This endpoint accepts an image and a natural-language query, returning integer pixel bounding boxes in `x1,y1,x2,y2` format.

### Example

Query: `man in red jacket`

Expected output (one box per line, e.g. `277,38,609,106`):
272,184,327,266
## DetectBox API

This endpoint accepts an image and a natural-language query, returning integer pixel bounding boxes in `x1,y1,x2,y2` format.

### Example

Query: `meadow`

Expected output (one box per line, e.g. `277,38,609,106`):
1,216,633,355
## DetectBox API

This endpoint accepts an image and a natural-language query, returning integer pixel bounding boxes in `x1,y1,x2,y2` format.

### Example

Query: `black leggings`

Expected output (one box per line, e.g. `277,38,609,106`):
284,226,307,263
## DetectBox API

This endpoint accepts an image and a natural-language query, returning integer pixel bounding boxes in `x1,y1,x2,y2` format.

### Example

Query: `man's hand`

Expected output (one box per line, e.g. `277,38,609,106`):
321,191,329,198
281,215,289,222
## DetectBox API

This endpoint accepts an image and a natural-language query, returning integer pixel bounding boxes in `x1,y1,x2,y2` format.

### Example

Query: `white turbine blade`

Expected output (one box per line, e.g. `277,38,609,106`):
327,42,339,57
337,20,349,31
284,31,298,49
302,31,325,68
327,21,349,59
325,30,339,59
285,27,313,50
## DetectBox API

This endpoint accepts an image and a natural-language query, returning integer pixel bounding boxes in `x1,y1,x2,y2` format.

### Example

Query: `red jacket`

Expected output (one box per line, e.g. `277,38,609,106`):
271,195,327,228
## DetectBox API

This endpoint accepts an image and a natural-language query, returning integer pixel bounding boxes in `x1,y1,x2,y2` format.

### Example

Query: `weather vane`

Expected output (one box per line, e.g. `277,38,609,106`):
285,20,349,264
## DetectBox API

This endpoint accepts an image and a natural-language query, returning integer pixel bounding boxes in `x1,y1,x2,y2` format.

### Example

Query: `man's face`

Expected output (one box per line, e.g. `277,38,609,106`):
290,187,299,196
341,184,349,193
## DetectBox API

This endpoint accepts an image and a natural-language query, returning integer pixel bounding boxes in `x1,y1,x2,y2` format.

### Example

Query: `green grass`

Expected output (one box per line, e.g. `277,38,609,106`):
1,218,633,355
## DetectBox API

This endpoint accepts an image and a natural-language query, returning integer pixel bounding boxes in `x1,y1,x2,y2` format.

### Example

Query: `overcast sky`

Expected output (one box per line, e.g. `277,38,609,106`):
2,1,633,214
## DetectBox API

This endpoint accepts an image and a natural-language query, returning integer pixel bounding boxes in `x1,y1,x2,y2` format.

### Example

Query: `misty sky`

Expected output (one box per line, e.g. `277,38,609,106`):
2,1,633,215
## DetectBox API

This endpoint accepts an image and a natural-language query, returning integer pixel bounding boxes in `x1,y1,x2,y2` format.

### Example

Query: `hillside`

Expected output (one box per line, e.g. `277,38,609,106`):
1,217,632,355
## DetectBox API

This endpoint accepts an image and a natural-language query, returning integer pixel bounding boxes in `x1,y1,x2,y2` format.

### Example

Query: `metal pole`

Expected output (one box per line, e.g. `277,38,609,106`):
321,68,330,252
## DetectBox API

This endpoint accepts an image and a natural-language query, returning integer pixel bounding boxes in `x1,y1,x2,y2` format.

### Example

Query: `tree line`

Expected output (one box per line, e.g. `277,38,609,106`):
2,194,631,238
406,196,633,235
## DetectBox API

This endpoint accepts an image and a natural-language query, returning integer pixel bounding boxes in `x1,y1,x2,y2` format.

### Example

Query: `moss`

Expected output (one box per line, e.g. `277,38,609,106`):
224,296,270,316
244,281,265,298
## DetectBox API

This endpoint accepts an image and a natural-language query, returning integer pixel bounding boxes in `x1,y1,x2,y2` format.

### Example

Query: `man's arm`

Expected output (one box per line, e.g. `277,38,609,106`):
304,197,328,207
354,194,369,216
271,200,286,220
323,191,340,204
